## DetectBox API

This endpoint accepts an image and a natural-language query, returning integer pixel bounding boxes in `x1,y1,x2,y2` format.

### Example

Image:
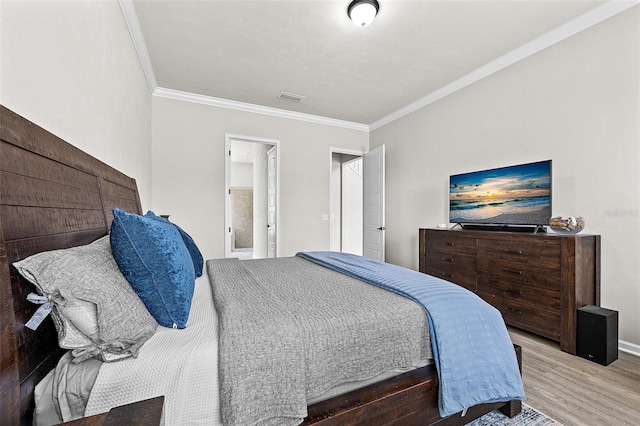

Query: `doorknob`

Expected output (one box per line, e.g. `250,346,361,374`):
377,226,386,231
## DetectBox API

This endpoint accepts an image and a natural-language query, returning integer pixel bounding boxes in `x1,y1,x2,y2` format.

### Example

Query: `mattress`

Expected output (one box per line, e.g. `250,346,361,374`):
34,263,432,425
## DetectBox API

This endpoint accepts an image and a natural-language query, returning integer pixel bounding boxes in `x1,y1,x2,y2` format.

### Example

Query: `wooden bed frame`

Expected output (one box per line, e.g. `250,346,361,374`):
0,105,522,425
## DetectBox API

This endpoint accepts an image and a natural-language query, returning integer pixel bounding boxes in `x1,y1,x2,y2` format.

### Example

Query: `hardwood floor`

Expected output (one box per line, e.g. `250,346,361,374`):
508,327,640,426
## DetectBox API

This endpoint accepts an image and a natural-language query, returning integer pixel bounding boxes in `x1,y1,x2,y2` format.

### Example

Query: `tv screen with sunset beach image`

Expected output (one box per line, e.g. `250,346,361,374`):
449,160,552,226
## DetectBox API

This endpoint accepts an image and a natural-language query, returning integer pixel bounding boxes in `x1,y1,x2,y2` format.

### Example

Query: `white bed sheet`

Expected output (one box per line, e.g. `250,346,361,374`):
85,275,222,425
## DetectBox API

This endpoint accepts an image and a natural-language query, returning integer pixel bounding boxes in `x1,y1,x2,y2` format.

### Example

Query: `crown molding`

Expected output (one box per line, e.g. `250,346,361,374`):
119,0,367,131
119,0,157,93
153,87,370,132
369,0,640,131
121,0,637,132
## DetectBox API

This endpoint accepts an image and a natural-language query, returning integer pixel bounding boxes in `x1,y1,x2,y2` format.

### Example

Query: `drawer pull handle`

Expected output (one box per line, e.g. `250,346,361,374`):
442,242,455,247
441,272,454,279
505,307,523,315
504,249,523,255
503,268,523,275
504,288,523,295
441,257,454,262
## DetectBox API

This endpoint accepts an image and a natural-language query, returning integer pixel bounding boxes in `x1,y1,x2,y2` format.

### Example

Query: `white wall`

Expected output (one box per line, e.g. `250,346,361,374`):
230,162,253,187
151,96,368,260
5,0,637,350
371,7,640,349
0,0,152,208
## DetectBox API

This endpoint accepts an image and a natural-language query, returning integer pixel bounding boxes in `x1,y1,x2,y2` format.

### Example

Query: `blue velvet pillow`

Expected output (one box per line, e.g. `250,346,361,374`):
110,208,195,329
144,211,203,277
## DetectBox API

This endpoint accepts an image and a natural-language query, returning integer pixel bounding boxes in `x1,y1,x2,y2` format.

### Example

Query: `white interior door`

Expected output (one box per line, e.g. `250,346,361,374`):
363,145,385,261
267,146,277,258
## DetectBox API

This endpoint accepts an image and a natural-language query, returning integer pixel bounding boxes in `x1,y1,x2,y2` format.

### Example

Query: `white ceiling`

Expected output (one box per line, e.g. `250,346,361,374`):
131,0,610,126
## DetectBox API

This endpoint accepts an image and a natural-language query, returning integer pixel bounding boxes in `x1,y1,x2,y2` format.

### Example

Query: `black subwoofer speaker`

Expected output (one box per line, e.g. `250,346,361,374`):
577,305,618,366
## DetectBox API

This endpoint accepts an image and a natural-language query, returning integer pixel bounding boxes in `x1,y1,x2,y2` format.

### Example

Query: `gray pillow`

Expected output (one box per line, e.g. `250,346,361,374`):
14,236,158,363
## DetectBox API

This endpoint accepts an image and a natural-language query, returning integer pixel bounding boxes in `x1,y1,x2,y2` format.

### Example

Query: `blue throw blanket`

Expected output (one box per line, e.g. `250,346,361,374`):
296,251,524,418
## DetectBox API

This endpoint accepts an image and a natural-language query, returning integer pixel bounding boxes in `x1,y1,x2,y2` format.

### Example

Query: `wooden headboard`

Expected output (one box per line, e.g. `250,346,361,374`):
0,105,143,425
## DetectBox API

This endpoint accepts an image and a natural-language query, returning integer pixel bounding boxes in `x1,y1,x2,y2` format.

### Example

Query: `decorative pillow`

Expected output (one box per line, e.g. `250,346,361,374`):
13,236,158,363
144,210,204,277
110,208,196,329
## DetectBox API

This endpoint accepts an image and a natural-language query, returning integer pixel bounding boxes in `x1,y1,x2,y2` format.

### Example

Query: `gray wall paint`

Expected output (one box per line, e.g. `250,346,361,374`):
151,96,368,260
4,0,637,350
371,7,640,348
1,0,152,208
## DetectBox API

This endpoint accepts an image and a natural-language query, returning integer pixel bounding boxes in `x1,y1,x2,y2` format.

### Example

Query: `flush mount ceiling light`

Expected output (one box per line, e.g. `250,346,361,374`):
348,0,379,28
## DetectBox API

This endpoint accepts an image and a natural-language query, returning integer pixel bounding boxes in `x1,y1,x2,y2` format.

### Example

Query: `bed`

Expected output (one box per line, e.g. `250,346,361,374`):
0,105,523,426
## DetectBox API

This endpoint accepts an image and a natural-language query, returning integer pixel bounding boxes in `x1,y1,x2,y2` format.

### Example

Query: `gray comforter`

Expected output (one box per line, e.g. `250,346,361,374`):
207,256,432,426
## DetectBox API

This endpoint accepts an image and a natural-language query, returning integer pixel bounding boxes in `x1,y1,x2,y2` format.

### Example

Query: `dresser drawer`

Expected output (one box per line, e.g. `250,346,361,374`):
477,273,560,311
423,254,476,292
497,298,560,342
477,239,561,269
477,259,560,292
425,232,476,256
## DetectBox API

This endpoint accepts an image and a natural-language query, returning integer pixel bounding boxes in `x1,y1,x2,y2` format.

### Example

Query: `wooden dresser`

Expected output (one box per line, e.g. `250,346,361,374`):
419,228,600,354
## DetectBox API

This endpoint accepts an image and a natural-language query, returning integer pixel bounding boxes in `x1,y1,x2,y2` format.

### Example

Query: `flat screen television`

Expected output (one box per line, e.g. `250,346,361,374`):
449,160,552,231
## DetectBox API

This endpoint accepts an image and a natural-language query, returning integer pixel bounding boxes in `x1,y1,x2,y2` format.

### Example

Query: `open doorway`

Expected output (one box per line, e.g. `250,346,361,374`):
330,149,364,255
225,134,279,259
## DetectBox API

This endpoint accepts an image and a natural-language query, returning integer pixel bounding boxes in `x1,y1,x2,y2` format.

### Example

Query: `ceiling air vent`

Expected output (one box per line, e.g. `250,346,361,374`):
278,91,306,103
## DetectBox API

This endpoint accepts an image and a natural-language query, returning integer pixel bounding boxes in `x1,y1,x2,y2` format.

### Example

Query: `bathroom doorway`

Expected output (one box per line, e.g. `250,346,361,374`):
225,134,279,259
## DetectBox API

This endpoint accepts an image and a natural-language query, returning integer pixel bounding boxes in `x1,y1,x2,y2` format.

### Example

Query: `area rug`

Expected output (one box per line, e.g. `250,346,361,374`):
465,403,563,426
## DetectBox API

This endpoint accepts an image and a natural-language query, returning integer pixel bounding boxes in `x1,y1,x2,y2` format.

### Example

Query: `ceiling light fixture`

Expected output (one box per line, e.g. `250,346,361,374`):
348,0,379,28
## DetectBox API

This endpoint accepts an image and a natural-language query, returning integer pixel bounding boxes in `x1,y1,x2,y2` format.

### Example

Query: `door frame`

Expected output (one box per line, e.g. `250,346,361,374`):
329,147,364,252
225,133,280,258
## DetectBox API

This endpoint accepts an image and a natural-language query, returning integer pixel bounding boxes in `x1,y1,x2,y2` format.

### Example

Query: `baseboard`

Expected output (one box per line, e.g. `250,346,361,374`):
619,339,640,358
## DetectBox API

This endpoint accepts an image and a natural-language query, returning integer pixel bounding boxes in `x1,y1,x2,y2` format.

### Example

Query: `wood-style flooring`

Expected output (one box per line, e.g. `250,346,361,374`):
508,327,640,426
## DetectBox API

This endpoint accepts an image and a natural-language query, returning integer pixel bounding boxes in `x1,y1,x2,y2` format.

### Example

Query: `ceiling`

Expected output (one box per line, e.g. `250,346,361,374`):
131,0,607,126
